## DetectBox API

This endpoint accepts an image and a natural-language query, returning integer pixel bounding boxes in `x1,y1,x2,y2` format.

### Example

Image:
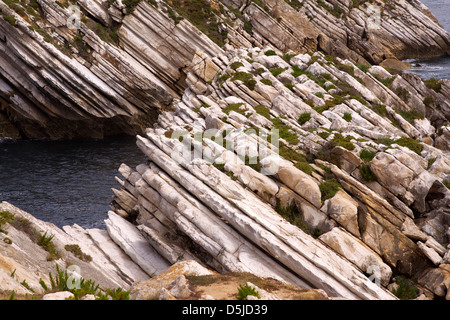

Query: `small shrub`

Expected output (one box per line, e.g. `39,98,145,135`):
231,72,256,90
298,112,311,125
427,157,436,169
254,105,271,119
3,15,17,26
277,143,306,162
295,161,314,175
319,178,341,202
423,96,434,106
236,283,260,300
442,180,450,189
375,75,395,88
314,92,324,99
360,149,375,162
332,133,355,151
291,65,305,77
337,64,355,76
264,50,277,56
65,244,93,262
355,62,370,73
96,287,130,300
260,78,272,86
391,276,419,300
217,73,231,83
394,137,423,155
343,112,352,122
395,87,411,102
269,67,287,77
21,280,34,293
424,78,441,93
371,104,388,117
284,83,294,91
275,202,311,234
318,131,331,139
271,118,299,145
359,164,377,182
230,61,244,70
394,108,424,124
38,232,61,261
0,210,15,234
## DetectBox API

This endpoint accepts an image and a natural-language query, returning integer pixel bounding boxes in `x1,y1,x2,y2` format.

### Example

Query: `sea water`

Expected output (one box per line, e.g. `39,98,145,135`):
0,136,145,229
405,0,450,80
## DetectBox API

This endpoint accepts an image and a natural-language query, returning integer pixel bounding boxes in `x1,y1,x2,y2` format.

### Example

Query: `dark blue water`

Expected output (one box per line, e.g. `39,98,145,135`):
406,0,450,80
0,136,145,229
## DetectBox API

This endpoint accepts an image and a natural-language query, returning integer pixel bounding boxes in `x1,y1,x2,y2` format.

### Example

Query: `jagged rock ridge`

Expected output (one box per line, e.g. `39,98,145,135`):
0,0,450,300
109,45,450,299
0,0,449,139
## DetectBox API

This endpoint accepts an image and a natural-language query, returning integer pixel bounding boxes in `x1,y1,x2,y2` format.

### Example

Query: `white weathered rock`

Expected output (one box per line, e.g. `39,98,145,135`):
105,211,170,277
276,165,322,208
322,190,360,237
319,227,392,286
401,217,428,241
417,242,442,266
42,291,74,300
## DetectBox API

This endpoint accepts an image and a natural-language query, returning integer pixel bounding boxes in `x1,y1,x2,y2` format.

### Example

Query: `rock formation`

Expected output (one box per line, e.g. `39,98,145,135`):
106,43,450,299
0,0,449,139
1,0,450,300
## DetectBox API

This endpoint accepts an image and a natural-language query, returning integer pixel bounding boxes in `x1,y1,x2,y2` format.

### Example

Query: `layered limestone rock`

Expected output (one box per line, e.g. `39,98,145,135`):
0,201,150,298
1,0,450,301
0,0,448,139
109,44,450,299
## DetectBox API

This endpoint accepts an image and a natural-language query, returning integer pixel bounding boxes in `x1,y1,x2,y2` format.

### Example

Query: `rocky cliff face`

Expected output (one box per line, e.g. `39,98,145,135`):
107,44,450,300
1,0,450,300
0,0,449,139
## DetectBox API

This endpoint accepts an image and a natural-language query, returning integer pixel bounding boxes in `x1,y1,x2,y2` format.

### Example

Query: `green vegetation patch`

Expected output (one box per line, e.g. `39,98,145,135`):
260,78,272,86
391,276,419,300
359,149,375,162
394,137,424,155
231,72,256,90
359,164,377,182
230,61,244,70
264,50,277,56
3,15,17,26
332,133,355,151
65,244,93,262
394,108,424,124
271,118,299,145
343,112,352,122
297,112,311,125
254,105,271,119
223,103,249,117
166,0,228,47
269,67,288,77
236,283,260,300
319,178,341,202
275,202,318,236
424,78,441,93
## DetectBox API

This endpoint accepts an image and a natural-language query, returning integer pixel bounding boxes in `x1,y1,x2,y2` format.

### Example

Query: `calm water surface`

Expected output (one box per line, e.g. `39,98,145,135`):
0,136,145,229
405,0,450,80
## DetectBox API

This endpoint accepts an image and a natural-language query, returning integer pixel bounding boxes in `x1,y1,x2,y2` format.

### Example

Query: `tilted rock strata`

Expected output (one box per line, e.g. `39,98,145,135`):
0,201,150,297
109,45,450,299
0,0,449,139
